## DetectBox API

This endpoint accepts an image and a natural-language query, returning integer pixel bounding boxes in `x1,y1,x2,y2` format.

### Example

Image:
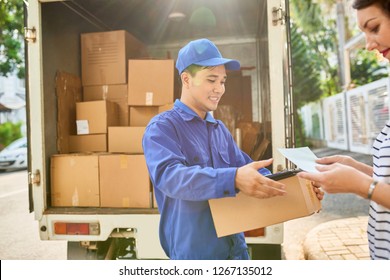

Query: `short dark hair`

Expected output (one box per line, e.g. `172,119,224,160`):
352,0,390,16
183,64,216,77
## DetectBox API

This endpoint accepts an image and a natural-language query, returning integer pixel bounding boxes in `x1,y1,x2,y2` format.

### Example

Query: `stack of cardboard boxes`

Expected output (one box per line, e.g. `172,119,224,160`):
51,30,174,208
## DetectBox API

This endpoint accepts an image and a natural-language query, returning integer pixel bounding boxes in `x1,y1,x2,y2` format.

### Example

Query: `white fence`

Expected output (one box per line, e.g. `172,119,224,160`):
300,77,390,154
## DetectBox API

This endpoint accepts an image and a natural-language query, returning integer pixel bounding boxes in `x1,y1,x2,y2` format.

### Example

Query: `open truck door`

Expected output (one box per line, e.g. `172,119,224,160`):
26,0,293,260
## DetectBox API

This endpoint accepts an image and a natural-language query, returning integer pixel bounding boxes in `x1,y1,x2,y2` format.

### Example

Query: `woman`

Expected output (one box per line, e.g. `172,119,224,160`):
298,0,390,260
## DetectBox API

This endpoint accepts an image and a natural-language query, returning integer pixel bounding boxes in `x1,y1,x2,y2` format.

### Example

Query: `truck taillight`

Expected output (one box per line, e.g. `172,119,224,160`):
244,227,265,237
54,222,100,235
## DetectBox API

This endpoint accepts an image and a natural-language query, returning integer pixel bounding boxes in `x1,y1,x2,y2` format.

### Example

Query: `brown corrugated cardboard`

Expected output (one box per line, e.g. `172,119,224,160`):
83,84,127,100
129,106,159,126
81,30,146,86
108,126,145,153
55,71,83,154
99,154,151,208
209,176,321,237
83,84,129,126
128,60,174,105
76,100,119,134
69,134,107,152
50,154,100,207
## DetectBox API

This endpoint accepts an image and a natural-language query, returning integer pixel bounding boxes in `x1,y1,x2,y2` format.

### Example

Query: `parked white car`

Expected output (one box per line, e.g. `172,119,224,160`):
0,137,27,171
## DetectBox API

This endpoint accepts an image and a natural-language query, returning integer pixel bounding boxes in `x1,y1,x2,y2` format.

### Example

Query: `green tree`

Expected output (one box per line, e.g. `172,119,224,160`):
0,0,25,78
290,23,323,146
0,121,22,148
350,49,389,86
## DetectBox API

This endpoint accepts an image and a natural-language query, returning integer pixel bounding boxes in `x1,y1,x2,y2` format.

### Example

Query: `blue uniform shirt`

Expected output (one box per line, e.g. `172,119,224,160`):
142,99,271,259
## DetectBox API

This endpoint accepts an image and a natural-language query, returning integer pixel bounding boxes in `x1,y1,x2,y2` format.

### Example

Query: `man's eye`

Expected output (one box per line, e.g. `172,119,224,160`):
208,79,216,83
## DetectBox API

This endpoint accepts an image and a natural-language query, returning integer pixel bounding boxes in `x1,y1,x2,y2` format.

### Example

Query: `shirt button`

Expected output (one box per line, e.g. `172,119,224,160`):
224,190,230,195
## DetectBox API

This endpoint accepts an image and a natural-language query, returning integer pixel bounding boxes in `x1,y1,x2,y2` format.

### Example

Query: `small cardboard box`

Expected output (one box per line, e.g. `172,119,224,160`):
50,154,100,207
108,126,144,153
209,176,321,237
99,154,151,208
69,134,107,153
81,30,146,86
76,100,119,134
128,60,174,106
83,84,129,126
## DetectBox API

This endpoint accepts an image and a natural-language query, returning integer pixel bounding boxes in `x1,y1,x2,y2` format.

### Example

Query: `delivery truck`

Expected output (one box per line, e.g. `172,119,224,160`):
25,0,294,259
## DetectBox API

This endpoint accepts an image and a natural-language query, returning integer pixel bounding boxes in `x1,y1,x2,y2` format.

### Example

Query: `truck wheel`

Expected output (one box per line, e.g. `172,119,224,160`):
248,244,282,260
67,242,97,260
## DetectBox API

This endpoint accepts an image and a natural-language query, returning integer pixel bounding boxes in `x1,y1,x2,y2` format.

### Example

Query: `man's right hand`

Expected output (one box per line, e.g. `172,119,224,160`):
235,159,287,199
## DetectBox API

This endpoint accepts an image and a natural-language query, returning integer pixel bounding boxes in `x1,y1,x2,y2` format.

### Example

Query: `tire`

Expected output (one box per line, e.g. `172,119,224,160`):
67,240,111,260
248,244,282,260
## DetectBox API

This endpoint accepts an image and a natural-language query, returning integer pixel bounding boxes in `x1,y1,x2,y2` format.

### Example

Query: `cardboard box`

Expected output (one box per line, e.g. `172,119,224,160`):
81,30,146,86
69,134,107,153
83,84,129,126
99,154,151,208
50,154,100,207
76,100,119,134
108,126,144,153
208,176,321,237
128,60,174,105
83,84,127,100
129,106,159,126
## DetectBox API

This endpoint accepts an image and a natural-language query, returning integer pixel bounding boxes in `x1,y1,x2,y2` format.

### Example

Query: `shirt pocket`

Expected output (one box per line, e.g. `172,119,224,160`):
217,149,231,168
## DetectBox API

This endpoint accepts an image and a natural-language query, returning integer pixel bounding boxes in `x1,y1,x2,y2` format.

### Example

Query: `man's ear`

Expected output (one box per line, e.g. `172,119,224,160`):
181,72,191,88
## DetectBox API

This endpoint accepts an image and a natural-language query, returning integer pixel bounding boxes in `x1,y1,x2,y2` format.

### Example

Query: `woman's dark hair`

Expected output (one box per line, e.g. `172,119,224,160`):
352,0,390,16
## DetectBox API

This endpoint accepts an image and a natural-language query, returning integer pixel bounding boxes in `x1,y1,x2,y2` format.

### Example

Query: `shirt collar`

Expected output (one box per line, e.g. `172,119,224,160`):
174,99,218,125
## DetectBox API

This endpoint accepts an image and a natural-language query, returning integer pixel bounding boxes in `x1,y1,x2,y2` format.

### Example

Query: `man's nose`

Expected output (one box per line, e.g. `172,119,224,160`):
214,83,224,93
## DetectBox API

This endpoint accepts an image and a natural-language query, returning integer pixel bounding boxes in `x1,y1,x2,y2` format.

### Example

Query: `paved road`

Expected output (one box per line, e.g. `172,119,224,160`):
0,170,66,260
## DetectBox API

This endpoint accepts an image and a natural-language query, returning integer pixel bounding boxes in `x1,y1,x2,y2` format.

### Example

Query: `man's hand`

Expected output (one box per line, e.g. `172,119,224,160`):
235,159,287,199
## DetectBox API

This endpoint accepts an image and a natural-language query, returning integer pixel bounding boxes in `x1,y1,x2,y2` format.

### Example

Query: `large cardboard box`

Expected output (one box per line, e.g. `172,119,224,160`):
209,176,321,237
50,154,100,207
81,30,146,86
83,84,129,126
99,154,151,208
69,134,107,153
108,126,144,153
128,60,174,106
76,100,119,134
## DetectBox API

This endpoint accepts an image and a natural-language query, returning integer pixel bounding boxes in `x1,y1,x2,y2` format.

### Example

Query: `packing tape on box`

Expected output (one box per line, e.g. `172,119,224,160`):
102,85,108,100
120,155,128,169
72,187,79,206
122,197,130,207
145,92,153,105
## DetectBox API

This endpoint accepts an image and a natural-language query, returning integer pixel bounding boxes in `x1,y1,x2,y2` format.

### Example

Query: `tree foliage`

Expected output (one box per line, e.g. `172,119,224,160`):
289,0,388,145
0,121,22,148
350,49,389,86
0,0,24,78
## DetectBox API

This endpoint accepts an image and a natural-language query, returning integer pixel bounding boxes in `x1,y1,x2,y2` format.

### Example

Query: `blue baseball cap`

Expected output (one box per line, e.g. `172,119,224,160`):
175,38,240,74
